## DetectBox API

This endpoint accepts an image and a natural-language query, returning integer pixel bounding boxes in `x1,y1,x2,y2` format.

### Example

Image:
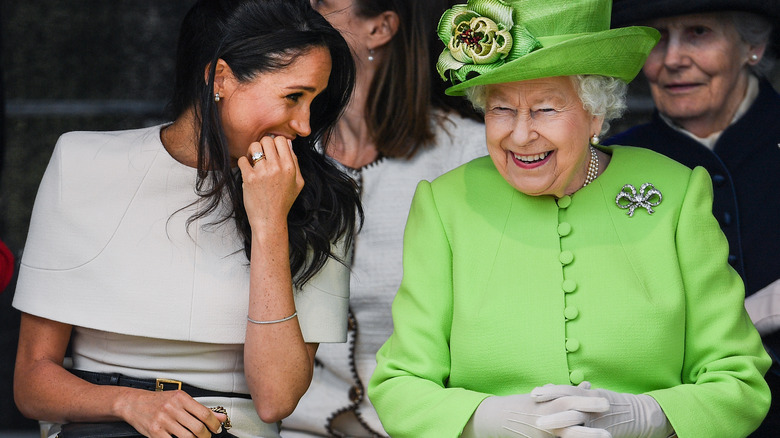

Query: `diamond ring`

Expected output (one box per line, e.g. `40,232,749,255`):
250,151,266,165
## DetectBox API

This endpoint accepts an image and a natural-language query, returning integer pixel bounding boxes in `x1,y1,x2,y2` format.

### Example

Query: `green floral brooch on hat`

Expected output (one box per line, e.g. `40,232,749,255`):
436,0,541,84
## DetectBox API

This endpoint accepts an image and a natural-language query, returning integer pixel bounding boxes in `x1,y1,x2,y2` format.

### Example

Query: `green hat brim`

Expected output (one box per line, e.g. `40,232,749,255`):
445,26,660,96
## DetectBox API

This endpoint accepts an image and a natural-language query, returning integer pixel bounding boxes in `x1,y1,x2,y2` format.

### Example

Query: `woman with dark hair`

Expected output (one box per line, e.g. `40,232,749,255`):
281,0,484,436
12,1,360,437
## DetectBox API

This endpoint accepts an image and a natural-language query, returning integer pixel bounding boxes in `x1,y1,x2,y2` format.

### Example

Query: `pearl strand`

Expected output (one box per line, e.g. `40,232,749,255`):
582,146,599,187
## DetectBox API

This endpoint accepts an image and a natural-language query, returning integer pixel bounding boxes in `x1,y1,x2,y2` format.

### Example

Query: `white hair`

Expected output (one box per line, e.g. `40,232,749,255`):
729,11,775,78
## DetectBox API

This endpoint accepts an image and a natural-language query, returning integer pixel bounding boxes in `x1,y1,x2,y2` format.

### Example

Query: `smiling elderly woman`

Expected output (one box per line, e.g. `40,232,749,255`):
367,1,771,438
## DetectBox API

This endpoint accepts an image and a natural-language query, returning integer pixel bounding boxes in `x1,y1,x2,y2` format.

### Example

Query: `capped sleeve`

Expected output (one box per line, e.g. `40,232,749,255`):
294,237,351,343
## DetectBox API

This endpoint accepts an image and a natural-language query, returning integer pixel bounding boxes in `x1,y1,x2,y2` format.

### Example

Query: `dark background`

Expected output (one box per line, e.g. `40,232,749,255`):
0,1,196,431
0,1,778,433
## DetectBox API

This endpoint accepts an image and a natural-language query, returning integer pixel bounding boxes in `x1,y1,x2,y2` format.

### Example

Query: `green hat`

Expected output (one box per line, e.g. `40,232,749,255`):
436,0,661,96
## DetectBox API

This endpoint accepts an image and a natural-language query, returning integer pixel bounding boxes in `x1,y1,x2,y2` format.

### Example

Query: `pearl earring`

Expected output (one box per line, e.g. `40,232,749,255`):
214,92,220,102
368,49,375,62
590,134,600,146
750,53,759,62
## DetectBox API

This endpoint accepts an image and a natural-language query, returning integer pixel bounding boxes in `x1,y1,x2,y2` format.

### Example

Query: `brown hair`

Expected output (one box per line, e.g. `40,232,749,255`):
354,0,482,159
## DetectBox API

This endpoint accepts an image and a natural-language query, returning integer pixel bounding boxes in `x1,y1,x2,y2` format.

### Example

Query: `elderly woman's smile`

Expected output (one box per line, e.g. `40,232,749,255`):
483,76,603,198
513,151,552,165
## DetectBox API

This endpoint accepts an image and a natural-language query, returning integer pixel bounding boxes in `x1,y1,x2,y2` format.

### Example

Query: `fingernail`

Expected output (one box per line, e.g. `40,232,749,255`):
217,426,223,434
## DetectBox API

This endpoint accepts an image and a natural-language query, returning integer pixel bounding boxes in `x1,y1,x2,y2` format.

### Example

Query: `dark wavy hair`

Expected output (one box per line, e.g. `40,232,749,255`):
167,0,361,287
353,0,482,159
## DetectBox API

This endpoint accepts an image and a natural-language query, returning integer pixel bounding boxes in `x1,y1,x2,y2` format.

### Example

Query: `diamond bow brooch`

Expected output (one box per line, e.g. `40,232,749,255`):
615,183,662,217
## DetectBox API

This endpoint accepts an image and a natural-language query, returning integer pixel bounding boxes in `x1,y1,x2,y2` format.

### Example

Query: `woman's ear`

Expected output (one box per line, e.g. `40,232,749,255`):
206,59,233,96
747,41,767,65
366,10,399,50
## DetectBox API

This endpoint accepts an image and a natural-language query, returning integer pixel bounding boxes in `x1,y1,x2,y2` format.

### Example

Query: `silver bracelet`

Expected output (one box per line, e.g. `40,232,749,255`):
247,311,297,325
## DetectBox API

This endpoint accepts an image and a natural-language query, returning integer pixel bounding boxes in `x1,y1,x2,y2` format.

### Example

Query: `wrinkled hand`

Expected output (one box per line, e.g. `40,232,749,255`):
533,383,673,438
238,136,304,229
462,382,610,438
117,389,227,438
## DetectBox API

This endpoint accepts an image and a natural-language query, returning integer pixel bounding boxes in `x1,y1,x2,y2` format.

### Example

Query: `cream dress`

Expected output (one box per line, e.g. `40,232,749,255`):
14,125,351,438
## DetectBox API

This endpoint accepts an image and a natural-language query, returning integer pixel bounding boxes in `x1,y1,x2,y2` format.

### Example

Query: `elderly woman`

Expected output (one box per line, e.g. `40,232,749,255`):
367,0,771,437
606,3,780,433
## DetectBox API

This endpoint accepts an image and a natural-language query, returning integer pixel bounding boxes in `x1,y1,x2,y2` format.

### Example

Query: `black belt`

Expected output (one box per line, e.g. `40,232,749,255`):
72,369,252,400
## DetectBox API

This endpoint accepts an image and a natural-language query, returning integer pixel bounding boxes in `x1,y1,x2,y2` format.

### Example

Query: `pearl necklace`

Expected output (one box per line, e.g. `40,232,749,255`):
582,146,599,187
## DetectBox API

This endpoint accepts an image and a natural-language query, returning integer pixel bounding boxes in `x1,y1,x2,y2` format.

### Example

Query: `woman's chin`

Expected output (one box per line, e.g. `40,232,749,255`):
507,180,556,197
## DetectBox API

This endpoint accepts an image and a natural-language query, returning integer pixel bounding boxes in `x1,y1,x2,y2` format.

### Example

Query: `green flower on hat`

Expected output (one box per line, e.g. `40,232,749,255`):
450,15,511,64
436,0,542,84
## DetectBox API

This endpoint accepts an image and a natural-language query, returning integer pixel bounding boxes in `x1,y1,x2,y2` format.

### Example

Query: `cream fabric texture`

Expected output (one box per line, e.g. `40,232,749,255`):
14,125,352,437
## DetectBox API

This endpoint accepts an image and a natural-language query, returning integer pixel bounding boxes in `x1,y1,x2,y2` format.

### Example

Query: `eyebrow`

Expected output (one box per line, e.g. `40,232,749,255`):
285,86,318,93
489,89,566,103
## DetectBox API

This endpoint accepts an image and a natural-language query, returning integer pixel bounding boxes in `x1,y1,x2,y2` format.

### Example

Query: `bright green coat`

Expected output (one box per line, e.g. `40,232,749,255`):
368,146,771,438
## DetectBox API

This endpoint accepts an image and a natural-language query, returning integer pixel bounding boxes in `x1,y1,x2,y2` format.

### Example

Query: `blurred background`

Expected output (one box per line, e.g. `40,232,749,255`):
0,1,778,436
0,1,196,434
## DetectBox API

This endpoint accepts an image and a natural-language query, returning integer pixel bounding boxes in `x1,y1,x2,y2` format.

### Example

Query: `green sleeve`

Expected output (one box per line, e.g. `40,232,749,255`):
648,166,771,437
368,181,488,438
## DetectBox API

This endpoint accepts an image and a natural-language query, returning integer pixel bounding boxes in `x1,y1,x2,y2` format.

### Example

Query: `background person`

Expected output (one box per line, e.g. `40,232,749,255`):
12,1,360,437
368,0,771,437
281,0,485,436
606,1,780,435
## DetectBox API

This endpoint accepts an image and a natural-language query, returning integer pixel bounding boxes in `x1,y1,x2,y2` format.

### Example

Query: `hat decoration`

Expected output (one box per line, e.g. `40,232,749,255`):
436,0,542,84
433,0,661,96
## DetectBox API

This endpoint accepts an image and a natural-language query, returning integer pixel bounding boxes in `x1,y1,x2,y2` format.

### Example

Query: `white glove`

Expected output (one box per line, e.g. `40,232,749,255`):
461,382,610,438
744,278,780,336
533,383,674,438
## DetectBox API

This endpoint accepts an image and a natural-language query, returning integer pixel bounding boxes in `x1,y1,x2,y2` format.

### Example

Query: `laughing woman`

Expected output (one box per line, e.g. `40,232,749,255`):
368,0,771,437
12,1,360,437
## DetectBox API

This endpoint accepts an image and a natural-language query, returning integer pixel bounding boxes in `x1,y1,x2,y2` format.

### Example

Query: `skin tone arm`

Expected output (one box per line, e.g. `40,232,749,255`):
14,315,226,438
237,134,318,424
14,124,315,432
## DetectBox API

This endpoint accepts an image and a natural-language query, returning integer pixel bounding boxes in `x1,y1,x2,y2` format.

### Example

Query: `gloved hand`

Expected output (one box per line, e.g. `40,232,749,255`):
461,382,610,438
532,383,674,438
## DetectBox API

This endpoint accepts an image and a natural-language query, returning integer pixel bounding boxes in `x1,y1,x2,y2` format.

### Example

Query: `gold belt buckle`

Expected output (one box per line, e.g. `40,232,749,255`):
155,378,182,391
